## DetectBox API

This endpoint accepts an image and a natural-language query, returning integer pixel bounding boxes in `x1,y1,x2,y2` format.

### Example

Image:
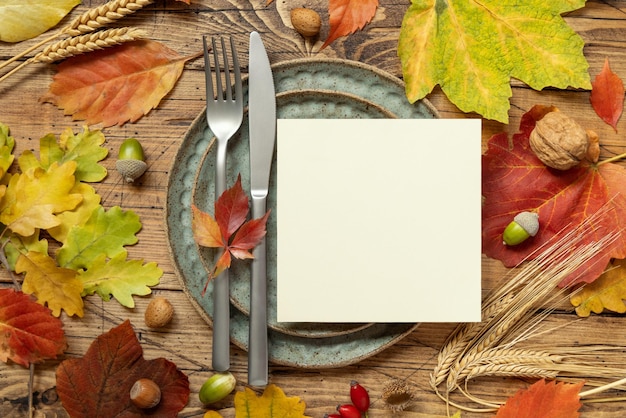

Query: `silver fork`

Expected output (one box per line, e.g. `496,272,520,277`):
203,35,243,372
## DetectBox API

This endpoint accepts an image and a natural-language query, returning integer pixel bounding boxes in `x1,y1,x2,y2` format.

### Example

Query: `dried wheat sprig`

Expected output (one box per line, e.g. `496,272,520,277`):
0,0,153,73
62,0,154,36
0,28,146,84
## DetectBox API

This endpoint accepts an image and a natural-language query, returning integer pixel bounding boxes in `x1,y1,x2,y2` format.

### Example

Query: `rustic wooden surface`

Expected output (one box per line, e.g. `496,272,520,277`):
2,0,626,416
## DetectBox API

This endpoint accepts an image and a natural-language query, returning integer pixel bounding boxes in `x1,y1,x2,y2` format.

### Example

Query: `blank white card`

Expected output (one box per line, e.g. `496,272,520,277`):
276,119,481,323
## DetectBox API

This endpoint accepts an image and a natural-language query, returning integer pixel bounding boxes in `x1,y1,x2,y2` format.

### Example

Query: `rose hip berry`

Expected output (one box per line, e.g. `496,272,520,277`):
337,404,361,418
349,380,370,412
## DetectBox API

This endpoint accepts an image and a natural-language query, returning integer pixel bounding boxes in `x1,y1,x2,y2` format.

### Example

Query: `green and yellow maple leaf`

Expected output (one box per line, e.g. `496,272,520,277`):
19,126,108,183
56,205,141,270
0,0,80,43
398,0,591,123
571,258,626,317
79,251,162,308
234,384,310,418
17,251,84,317
0,162,83,236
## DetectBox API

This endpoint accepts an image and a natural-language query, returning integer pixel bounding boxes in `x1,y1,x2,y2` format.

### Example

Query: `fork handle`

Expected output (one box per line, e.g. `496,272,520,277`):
248,196,268,386
212,141,230,372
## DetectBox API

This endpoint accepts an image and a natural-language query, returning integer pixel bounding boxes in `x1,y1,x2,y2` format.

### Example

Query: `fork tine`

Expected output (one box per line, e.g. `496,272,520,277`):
230,37,242,106
221,38,233,102
202,35,214,102
211,37,224,101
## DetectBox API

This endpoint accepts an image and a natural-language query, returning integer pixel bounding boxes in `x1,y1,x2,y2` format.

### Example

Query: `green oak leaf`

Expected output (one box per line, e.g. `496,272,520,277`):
79,251,162,308
19,126,108,183
398,0,591,123
56,205,141,270
0,123,16,179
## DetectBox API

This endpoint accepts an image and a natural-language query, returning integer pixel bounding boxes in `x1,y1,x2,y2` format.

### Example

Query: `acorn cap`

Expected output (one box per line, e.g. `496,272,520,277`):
116,159,147,183
513,211,539,237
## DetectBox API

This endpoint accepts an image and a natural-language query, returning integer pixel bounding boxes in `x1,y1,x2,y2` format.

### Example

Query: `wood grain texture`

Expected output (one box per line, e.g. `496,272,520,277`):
2,0,626,416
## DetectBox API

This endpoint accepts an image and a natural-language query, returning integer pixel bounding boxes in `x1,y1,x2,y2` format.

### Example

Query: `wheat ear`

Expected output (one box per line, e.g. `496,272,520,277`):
0,0,153,72
0,28,146,84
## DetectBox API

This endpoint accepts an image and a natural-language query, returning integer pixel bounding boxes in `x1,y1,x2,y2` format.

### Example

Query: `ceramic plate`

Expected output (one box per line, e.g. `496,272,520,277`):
166,58,437,367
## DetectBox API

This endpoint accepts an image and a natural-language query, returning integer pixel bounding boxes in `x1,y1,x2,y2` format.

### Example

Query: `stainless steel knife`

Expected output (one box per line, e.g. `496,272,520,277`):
247,31,276,387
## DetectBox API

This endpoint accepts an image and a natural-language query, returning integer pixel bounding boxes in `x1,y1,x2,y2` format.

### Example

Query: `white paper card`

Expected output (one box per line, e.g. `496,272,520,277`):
276,119,481,323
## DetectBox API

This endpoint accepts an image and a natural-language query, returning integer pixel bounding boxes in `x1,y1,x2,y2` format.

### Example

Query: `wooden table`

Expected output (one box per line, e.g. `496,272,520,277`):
2,1,626,416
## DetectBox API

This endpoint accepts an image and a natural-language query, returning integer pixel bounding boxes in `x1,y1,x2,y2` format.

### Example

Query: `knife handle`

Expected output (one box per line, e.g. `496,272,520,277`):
248,197,268,386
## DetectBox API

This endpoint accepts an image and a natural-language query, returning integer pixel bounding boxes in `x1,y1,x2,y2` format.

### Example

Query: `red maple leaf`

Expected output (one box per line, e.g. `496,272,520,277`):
0,288,67,367
496,379,584,418
321,0,379,49
56,320,189,418
191,174,270,294
482,105,626,286
590,58,624,132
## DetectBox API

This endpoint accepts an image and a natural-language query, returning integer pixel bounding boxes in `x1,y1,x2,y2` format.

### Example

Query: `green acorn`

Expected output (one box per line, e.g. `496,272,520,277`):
502,211,539,246
198,371,236,404
116,137,147,183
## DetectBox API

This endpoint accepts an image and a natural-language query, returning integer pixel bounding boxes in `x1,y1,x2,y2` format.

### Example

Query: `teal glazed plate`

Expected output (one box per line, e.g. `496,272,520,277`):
166,58,438,368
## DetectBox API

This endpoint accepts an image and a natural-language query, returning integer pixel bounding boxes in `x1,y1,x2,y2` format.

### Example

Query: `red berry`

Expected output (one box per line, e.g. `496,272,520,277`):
350,380,370,412
337,404,361,418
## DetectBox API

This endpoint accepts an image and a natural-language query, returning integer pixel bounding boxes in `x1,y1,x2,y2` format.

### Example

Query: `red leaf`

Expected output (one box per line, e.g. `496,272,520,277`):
321,0,379,50
215,174,250,239
482,105,626,286
56,320,189,418
496,379,583,418
0,288,66,367
590,58,624,132
191,174,271,293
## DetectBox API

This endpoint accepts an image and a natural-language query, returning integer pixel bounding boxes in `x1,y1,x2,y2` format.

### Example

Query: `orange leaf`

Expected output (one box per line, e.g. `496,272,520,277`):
0,288,66,367
496,379,583,418
590,58,624,132
192,204,224,248
41,40,192,127
56,320,189,418
321,0,379,49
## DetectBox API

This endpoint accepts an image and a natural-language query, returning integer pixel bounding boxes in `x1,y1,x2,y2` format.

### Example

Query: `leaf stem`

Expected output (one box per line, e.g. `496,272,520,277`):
579,376,626,398
597,151,626,166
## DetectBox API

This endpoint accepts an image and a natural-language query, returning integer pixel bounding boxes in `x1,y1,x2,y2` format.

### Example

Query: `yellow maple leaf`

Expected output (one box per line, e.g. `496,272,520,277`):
17,251,84,317
234,384,310,418
0,161,82,236
571,258,626,317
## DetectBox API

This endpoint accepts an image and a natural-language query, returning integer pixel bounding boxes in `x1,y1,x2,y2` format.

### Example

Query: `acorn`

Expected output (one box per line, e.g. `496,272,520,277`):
198,371,236,405
290,8,322,38
130,378,161,409
144,296,174,328
502,211,540,246
116,137,147,183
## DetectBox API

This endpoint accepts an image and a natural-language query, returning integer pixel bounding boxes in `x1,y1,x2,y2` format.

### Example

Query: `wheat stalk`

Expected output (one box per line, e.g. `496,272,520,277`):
62,0,154,36
0,0,153,74
0,28,146,84
431,204,626,411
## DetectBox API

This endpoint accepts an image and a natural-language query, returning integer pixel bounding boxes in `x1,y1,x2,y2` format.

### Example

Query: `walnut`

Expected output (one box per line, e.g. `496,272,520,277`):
529,111,589,170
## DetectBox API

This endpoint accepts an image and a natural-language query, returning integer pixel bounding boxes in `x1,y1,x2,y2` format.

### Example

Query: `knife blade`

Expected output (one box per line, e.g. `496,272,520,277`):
247,31,276,387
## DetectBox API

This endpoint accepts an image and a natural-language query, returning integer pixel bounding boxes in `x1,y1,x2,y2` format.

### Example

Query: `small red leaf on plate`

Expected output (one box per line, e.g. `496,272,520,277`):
590,58,624,131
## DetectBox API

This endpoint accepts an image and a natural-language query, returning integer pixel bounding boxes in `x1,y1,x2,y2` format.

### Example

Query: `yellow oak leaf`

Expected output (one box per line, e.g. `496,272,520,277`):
571,258,626,317
0,162,83,236
0,0,80,43
47,182,101,243
17,251,84,317
0,123,16,179
41,41,195,127
234,384,310,418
